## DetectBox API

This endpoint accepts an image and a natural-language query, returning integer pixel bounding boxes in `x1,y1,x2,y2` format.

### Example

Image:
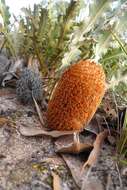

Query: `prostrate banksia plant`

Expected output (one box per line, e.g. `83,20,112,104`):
47,60,106,131
16,68,43,104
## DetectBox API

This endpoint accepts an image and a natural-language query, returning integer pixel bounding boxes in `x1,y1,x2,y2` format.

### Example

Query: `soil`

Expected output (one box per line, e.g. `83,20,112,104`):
0,88,127,190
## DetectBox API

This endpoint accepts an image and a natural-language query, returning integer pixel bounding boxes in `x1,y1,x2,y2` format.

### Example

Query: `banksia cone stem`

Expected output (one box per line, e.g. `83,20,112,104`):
47,60,106,131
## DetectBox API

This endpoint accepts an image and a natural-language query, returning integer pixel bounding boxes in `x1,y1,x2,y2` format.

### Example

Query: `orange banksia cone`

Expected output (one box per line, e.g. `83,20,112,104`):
47,60,106,131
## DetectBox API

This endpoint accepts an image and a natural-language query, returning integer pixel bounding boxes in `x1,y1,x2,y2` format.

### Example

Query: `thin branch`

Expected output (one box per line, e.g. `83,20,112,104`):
116,163,123,188
111,31,127,57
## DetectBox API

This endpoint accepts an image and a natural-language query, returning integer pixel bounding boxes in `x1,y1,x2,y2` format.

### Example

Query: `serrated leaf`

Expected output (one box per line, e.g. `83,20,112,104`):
61,0,110,67
73,0,109,42
94,30,111,61
0,0,11,26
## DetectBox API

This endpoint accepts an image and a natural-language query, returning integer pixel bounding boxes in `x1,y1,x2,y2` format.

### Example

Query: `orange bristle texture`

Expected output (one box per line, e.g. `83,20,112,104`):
47,60,106,131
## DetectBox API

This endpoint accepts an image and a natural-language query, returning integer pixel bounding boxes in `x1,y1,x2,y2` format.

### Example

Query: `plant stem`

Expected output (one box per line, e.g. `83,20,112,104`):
111,31,127,57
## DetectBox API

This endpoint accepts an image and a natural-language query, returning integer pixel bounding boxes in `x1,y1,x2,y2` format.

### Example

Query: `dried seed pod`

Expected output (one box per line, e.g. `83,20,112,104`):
16,68,43,104
47,60,106,131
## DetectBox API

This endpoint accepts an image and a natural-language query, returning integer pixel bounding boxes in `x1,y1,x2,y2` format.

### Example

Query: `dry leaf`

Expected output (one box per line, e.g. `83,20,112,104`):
2,58,25,87
55,135,94,154
19,126,74,138
85,115,102,135
62,153,88,188
82,130,109,169
0,117,8,126
56,142,92,154
52,172,62,190
62,154,104,189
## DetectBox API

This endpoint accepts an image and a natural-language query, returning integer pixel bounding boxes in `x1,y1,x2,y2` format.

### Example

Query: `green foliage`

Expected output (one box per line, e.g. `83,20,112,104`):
101,47,126,79
116,109,127,165
60,0,111,69
5,1,80,74
0,0,17,56
0,0,11,27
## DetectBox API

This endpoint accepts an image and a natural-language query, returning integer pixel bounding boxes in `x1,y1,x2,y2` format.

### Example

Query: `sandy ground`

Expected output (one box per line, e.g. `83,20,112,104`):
0,88,127,190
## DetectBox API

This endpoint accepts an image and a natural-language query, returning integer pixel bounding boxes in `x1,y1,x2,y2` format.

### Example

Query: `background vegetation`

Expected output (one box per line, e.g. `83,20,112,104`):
0,0,127,89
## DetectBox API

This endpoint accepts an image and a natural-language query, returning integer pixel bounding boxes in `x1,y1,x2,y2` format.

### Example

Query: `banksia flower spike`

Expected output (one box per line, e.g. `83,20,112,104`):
47,60,106,132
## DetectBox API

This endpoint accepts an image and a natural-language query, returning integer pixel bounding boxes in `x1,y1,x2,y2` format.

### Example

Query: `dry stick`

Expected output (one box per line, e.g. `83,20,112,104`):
103,116,111,136
115,163,123,188
119,111,124,130
52,172,62,190
32,92,45,126
42,77,59,80
111,31,127,57
73,132,80,153
112,92,120,144
49,78,58,100
106,173,112,190
81,166,93,190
